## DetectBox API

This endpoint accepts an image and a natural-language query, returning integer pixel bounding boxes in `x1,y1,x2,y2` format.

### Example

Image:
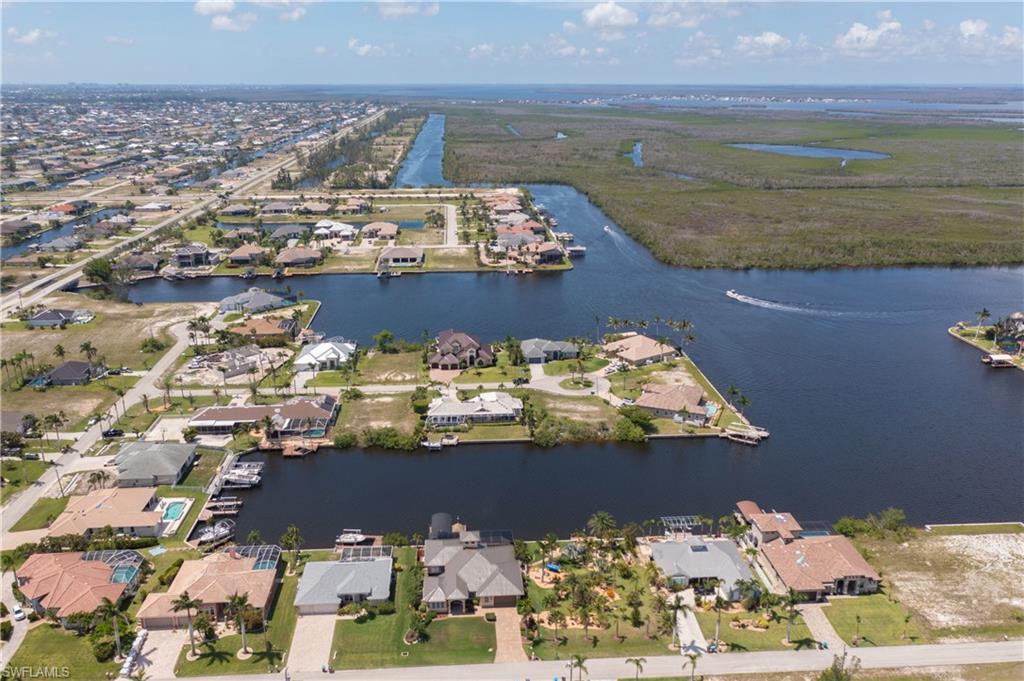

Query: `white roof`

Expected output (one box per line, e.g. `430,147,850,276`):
294,339,358,367
427,391,522,419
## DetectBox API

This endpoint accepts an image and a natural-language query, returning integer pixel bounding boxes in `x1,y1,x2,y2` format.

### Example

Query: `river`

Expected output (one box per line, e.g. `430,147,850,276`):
129,115,1023,543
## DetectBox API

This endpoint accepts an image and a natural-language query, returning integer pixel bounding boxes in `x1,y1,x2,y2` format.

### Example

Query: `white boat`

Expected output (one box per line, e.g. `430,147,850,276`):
223,471,261,487
566,245,587,257
421,440,443,451
603,225,613,234
336,529,366,544
725,289,741,300
196,519,235,545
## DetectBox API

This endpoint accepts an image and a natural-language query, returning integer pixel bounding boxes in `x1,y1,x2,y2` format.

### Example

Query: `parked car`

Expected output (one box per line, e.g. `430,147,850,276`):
22,453,40,460
512,377,528,385
12,606,26,621
101,429,124,438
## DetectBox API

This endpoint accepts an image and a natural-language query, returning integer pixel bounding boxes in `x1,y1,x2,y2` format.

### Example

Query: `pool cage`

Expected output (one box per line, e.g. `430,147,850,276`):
660,515,704,535
225,544,282,570
339,545,394,562
82,549,145,593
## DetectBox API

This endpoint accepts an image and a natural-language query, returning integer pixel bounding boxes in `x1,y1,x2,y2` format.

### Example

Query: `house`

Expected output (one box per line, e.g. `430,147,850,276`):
341,198,370,214
49,200,92,216
119,253,163,271
114,442,198,488
299,201,332,215
521,338,577,364
315,220,357,240
137,546,280,629
172,244,211,268
137,202,172,212
219,287,287,314
634,383,708,424
46,487,163,539
426,392,523,427
0,219,40,236
189,395,338,437
108,214,136,226
649,538,753,601
227,243,268,265
46,360,102,386
222,227,260,241
220,203,253,216
495,232,541,250
261,202,293,215
422,518,523,614
524,242,563,264
360,221,399,240
15,551,144,620
36,236,82,252
293,338,358,372
231,316,298,340
26,308,94,329
268,224,308,241
379,246,424,267
744,507,804,546
295,552,394,614
603,333,678,366
275,246,322,268
760,535,880,601
215,344,264,378
428,329,494,370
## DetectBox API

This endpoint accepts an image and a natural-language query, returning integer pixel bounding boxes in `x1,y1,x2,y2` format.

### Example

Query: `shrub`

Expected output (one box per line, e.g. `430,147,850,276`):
361,427,419,451
92,639,116,662
158,558,185,586
0,602,7,617
0,621,12,641
140,337,168,353
485,612,497,622
377,601,396,616
612,417,646,443
332,431,358,449
381,532,409,547
618,405,654,432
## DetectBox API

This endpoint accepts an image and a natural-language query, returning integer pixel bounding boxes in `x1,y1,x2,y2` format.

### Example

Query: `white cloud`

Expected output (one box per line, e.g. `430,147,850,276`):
735,31,792,57
104,35,134,46
211,12,257,31
835,11,903,56
545,34,578,59
194,0,235,16
8,27,57,46
647,2,739,30
959,19,988,40
468,43,495,59
279,6,306,22
313,45,328,55
674,30,721,66
562,20,579,34
347,37,397,57
582,1,637,29
377,2,439,19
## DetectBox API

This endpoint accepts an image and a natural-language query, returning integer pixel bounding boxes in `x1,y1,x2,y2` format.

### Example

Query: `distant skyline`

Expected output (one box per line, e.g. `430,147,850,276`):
2,2,1022,85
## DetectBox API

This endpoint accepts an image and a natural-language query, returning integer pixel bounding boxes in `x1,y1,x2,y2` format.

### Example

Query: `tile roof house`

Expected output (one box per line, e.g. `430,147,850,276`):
747,511,804,545
114,442,198,488
16,551,143,619
227,243,268,265
268,224,309,241
292,338,358,372
218,287,287,314
36,236,82,252
634,383,708,424
314,220,357,240
760,535,880,600
261,201,293,215
379,246,424,267
360,221,399,240
426,392,523,427
222,227,260,241
220,203,253,216
172,244,211,268
275,246,322,267
520,338,577,364
189,395,338,437
422,539,524,614
428,329,494,370
602,333,679,366
295,556,394,614
119,253,163,271
524,241,563,264
46,487,163,539
137,548,280,629
649,537,753,601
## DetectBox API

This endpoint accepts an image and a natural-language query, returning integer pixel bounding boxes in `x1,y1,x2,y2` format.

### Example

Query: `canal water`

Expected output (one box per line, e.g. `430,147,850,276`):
133,115,1023,543
728,143,891,161
391,113,450,188
1,207,127,261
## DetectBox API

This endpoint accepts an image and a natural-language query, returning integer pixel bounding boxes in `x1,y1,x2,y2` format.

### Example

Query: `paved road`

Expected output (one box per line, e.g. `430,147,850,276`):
135,640,1023,680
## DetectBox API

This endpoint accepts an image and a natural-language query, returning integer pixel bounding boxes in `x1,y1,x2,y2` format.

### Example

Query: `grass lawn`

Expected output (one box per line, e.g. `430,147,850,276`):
543,356,609,376
181,448,226,488
558,377,594,391
182,225,217,246
397,227,444,246
356,351,427,385
0,458,51,503
453,353,530,385
332,547,496,669
175,572,299,676
630,663,1024,681
823,594,925,647
7,624,119,680
114,395,219,435
337,394,419,437
531,623,672,661
423,247,480,270
459,423,531,441
155,486,208,547
695,610,816,652
10,495,69,531
322,250,379,273
927,523,1024,535
3,376,140,434
607,361,675,400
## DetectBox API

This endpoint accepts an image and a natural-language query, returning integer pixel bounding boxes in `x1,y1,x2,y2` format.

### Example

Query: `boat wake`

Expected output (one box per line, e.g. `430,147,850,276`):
725,289,844,316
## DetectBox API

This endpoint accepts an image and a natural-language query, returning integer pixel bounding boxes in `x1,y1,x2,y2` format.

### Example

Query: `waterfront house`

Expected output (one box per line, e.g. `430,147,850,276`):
219,287,288,314
760,535,880,601
275,246,322,267
602,333,678,366
36,236,82,252
295,552,394,614
49,200,93,216
222,227,260,241
46,487,163,539
227,243,268,266
188,395,338,437
15,551,143,621
220,203,252,216
137,202,172,212
428,328,494,370
292,338,358,372
216,344,264,378
137,546,280,629
108,214,135,226
231,316,298,340
315,220,357,240
119,253,163,271
26,308,94,329
379,246,424,267
114,442,198,488
172,244,211,268
634,383,708,425
524,241,563,264
46,360,102,386
0,218,40,236
299,201,332,215
268,224,308,241
520,338,578,364
360,221,399,240
426,392,523,427
341,198,370,214
496,232,541,251
261,201,293,215
649,537,752,601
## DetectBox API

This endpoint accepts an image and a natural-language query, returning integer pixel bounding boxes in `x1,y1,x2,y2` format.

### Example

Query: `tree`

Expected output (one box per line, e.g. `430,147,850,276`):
712,594,729,647
79,341,98,372
974,307,991,339
53,344,65,361
625,657,646,680
171,591,204,659
782,588,805,643
280,524,304,568
93,598,126,660
587,510,616,541
247,529,264,545
87,469,111,490
683,651,700,681
373,329,395,352
818,653,861,681
226,592,252,654
569,653,587,681
83,258,114,285
668,596,692,649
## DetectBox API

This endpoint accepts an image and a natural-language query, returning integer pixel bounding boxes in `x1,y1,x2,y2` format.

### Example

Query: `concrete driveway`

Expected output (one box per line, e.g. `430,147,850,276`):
137,628,189,679
289,614,337,672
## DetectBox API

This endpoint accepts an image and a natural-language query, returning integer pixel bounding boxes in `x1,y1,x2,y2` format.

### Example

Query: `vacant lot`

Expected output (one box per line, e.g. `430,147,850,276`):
527,391,618,427
357,351,426,385
4,375,139,430
337,394,419,435
856,531,1024,641
424,247,479,270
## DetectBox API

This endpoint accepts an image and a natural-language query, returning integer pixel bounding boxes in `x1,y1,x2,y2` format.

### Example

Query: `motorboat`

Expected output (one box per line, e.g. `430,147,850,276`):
195,519,235,545
603,225,613,234
421,440,443,451
566,245,587,257
336,529,367,544
223,471,261,487
725,289,741,300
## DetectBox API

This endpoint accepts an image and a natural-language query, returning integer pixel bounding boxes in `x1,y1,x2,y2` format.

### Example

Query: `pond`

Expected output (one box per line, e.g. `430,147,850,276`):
728,143,890,161
1,207,128,261
627,141,643,168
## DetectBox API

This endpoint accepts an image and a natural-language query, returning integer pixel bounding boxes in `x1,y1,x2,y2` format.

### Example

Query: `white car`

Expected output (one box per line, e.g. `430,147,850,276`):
12,606,26,621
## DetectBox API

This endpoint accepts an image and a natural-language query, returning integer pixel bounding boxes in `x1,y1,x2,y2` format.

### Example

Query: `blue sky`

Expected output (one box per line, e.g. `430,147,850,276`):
3,2,1022,85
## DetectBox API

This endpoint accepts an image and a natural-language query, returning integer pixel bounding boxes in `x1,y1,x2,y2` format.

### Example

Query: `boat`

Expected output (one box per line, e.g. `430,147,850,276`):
725,289,741,300
222,471,261,487
421,440,443,451
336,529,367,544
722,431,762,446
389,271,402,278
440,434,460,446
603,225,613,234
195,519,235,546
985,353,1016,368
232,462,264,472
566,245,587,257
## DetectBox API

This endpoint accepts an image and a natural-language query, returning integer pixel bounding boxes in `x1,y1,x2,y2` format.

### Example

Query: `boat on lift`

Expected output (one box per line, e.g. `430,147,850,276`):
196,519,235,546
336,529,367,544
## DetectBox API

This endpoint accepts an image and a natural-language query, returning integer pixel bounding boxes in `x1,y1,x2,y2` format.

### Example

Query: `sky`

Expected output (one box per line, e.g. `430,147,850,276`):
2,1,1022,85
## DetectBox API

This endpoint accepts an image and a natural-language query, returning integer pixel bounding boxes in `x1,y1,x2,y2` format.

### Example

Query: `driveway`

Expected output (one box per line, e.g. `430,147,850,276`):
676,590,707,654
492,609,527,663
289,614,337,672
799,603,843,650
137,628,189,679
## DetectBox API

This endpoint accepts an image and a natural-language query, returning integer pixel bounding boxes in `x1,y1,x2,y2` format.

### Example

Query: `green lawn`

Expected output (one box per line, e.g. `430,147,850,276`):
181,449,226,488
114,395,219,435
331,547,496,669
927,523,1024,536
458,423,531,441
7,623,119,680
0,458,51,503
337,394,419,437
531,623,672,661
543,356,609,376
823,594,925,646
694,610,816,652
10,494,69,531
453,353,529,385
558,377,594,391
310,351,427,387
175,572,299,676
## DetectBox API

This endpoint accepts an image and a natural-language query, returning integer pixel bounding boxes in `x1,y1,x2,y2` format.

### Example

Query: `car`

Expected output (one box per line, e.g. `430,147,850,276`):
88,416,101,426
11,606,26,621
101,429,124,438
512,377,528,385
22,453,40,460
106,368,123,376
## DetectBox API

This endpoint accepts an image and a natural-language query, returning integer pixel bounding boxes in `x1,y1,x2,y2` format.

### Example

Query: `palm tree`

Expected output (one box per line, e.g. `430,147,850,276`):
712,594,729,647
93,598,126,660
549,609,567,643
226,592,251,654
668,596,692,649
171,591,204,658
974,307,991,340
569,653,587,681
683,651,700,681
88,470,111,490
587,510,616,541
782,588,805,644
53,344,65,361
625,657,646,680
247,529,264,545
79,341,97,372
280,524,304,570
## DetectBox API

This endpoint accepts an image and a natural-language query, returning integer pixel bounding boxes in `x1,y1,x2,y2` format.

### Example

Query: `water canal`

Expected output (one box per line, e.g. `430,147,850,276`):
131,116,1023,543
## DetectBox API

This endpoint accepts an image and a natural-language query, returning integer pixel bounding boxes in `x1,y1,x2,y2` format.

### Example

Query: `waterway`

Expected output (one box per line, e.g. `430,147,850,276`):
627,141,643,168
728,143,890,161
1,207,127,261
131,115,1023,543
391,113,450,188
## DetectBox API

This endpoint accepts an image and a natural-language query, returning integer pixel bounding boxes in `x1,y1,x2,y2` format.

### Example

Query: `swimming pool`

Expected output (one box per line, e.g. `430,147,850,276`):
254,559,277,570
111,565,139,584
162,501,186,521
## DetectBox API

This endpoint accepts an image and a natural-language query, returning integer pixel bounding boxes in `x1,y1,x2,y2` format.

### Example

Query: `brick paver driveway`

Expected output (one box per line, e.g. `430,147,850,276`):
492,609,527,663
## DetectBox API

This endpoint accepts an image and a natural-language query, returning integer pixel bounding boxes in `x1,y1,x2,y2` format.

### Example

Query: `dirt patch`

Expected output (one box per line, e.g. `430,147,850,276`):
648,367,700,390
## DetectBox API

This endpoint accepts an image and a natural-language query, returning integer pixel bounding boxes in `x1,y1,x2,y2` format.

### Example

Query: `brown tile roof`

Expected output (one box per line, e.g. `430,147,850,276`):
228,243,266,260
46,487,161,537
634,383,705,414
17,553,126,617
761,536,880,593
736,500,762,522
749,511,803,541
602,333,678,364
137,552,276,621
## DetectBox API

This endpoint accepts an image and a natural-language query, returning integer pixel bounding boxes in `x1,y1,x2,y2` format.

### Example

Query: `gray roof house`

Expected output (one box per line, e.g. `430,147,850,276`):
294,556,394,615
36,236,82,252
520,338,578,364
649,537,753,601
26,308,94,329
114,442,198,488
218,287,288,314
46,360,102,386
423,541,524,613
269,224,308,241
